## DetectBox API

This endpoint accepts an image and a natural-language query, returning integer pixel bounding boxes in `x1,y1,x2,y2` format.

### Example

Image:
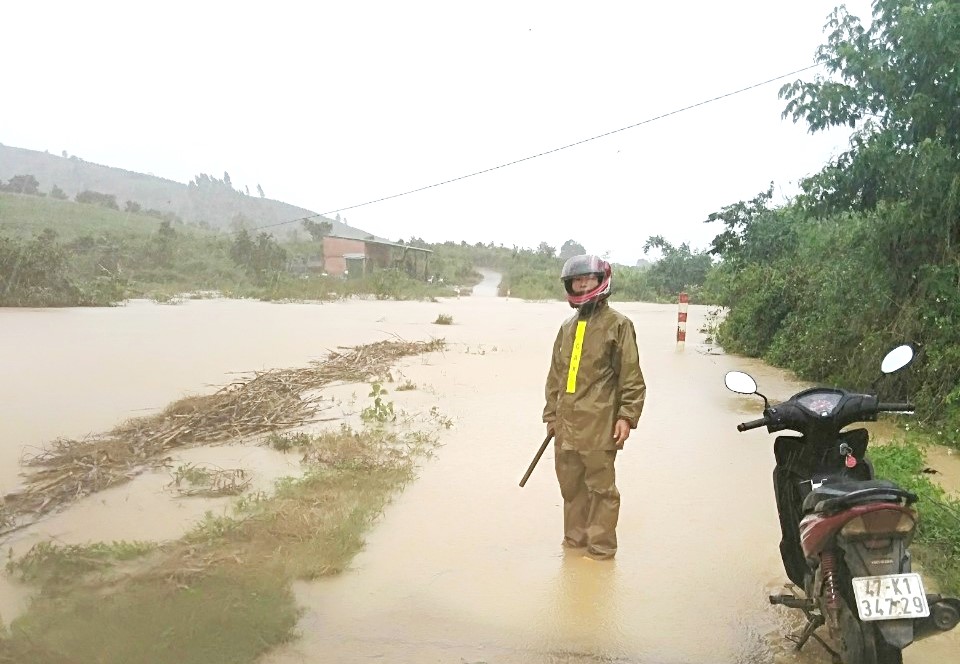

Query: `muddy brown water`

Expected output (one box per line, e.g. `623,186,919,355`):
1,276,957,662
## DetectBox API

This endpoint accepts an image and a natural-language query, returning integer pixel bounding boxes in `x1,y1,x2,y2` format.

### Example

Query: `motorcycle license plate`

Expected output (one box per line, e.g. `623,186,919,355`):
851,573,930,621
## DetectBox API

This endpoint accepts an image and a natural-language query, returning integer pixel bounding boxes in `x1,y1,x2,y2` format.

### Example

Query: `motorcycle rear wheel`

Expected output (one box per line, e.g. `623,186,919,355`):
828,592,903,664
871,632,903,664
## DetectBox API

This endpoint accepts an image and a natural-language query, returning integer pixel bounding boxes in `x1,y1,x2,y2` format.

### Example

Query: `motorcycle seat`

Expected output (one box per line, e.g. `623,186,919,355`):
802,479,913,514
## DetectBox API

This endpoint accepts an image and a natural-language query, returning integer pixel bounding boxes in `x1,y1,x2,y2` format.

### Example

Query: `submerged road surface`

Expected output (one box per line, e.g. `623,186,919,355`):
258,294,958,664
1,288,954,663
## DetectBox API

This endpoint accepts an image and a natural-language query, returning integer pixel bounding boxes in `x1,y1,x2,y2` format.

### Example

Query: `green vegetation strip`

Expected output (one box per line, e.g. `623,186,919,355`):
1,425,438,664
870,434,960,595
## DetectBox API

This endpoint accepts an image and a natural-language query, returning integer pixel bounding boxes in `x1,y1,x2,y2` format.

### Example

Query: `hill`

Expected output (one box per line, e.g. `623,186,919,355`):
0,144,382,241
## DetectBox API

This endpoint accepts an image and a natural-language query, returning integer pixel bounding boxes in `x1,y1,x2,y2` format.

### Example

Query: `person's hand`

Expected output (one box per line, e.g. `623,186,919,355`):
546,421,555,437
613,418,631,448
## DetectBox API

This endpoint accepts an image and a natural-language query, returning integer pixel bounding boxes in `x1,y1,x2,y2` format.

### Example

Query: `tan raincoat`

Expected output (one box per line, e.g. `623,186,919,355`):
542,301,646,557
543,301,646,450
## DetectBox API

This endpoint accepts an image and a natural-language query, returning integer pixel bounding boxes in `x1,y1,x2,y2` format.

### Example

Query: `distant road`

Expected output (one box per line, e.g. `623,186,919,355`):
471,269,501,297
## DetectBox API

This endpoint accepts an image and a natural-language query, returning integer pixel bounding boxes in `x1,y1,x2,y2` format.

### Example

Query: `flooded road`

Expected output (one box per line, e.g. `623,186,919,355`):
258,298,792,664
1,289,957,663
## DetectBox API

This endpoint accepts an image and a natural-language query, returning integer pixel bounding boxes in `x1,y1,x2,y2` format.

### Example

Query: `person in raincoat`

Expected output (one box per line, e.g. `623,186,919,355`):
543,254,646,559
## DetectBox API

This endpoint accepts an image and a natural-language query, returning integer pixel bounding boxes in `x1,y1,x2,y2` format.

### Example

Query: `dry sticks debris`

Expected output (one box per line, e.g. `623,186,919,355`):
0,338,445,534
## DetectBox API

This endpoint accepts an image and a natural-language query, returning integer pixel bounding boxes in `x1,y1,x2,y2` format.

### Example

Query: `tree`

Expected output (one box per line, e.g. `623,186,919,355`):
230,213,254,232
257,184,265,198
770,0,960,428
642,235,712,296
781,1,960,149
230,230,286,284
125,200,142,213
705,184,799,267
0,229,79,305
49,185,68,200
536,242,556,258
559,239,586,261
779,0,960,265
154,220,177,266
223,171,232,189
76,190,119,209
2,175,41,195
230,229,255,268
302,219,333,242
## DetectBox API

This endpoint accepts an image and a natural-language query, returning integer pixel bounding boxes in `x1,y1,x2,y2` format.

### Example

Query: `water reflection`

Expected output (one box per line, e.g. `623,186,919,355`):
545,552,623,658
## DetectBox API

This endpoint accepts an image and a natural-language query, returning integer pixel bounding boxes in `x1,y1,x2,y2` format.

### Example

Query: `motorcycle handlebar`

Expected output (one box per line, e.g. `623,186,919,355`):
737,417,768,432
877,402,915,413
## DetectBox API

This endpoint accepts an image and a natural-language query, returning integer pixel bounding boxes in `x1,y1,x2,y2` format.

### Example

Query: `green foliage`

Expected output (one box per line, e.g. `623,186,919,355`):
420,240,487,286
302,219,332,241
153,220,177,267
433,313,453,325
611,264,658,302
710,262,791,357
499,264,560,300
558,239,586,260
6,540,156,585
170,463,250,497
0,229,125,306
230,229,287,285
536,241,556,258
706,186,798,267
780,1,960,270
266,432,311,452
75,189,119,209
642,235,713,299
189,172,237,193
492,245,564,300
370,268,408,300
869,438,960,593
3,568,297,664
0,174,41,195
711,2,960,434
250,263,457,302
0,190,697,307
428,406,454,429
360,382,395,424
1,192,159,238
0,421,441,664
781,1,960,149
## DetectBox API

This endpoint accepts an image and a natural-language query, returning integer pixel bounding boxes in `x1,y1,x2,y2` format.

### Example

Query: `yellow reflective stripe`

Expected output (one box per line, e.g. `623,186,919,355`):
566,320,587,393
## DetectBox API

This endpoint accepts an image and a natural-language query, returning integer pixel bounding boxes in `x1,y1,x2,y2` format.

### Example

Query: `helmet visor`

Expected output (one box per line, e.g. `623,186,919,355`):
561,254,606,281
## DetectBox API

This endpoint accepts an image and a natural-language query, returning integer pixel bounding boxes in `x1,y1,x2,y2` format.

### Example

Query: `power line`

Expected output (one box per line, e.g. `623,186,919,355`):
251,63,820,234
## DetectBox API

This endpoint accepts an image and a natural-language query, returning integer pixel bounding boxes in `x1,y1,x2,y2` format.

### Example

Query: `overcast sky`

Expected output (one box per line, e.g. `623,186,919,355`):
2,1,876,265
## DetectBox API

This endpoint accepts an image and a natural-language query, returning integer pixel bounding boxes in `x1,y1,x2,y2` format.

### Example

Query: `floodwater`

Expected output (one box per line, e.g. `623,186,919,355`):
1,271,957,663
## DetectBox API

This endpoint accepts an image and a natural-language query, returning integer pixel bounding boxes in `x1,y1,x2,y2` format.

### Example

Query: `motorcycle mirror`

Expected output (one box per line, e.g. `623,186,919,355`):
881,345,915,374
724,371,758,395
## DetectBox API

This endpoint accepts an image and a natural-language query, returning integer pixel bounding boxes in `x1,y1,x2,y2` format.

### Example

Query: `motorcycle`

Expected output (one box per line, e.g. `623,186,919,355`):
724,345,960,664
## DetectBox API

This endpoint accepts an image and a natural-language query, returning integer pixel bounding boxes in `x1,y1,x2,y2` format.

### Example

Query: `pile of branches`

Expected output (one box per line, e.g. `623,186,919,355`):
1,338,444,534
